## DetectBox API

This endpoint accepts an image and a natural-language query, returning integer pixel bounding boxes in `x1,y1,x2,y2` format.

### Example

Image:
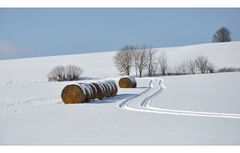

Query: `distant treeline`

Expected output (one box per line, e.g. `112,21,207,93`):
113,45,239,77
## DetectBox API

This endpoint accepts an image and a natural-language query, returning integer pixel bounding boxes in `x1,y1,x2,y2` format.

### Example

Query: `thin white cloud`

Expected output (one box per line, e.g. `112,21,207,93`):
0,41,33,59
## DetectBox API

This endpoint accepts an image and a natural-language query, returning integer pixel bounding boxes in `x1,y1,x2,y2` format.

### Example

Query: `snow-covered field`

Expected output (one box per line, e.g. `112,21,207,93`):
0,41,239,83
0,42,240,144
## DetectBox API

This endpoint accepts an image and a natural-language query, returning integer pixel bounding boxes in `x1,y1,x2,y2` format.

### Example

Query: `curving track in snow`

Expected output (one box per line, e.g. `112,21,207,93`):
119,78,240,119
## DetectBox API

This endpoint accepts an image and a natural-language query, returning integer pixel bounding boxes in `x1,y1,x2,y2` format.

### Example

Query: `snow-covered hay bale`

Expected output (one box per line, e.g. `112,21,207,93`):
61,80,118,104
118,76,137,88
92,83,104,100
89,83,97,99
106,80,118,96
106,81,114,96
112,81,118,95
79,83,93,102
100,82,111,97
98,82,106,97
61,84,86,104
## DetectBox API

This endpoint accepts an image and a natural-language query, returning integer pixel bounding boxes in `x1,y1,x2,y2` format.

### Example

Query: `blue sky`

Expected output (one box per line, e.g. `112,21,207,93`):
0,8,240,59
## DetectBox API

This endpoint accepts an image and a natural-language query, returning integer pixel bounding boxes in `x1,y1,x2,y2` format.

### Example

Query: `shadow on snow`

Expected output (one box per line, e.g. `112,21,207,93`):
89,93,138,104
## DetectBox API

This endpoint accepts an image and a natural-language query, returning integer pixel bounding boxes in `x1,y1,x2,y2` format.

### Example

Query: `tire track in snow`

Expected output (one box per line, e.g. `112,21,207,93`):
119,78,240,119
118,79,153,109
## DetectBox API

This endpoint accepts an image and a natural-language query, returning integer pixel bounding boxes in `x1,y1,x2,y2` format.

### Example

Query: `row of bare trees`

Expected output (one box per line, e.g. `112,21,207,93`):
114,45,215,77
114,45,162,77
172,56,214,75
48,65,83,81
114,26,232,77
114,45,170,77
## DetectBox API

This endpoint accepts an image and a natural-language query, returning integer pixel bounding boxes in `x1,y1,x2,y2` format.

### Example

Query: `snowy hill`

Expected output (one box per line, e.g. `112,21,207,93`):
162,41,240,68
1,42,240,145
0,41,239,84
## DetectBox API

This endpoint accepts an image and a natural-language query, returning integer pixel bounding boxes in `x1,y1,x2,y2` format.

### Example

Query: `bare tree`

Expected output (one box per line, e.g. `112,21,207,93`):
172,65,181,75
133,46,149,77
187,60,197,74
132,47,139,77
194,56,211,73
181,61,188,74
47,66,65,81
207,62,215,73
158,51,168,75
172,61,188,75
213,27,231,42
175,60,197,75
147,47,157,77
65,65,83,81
114,45,134,76
151,62,158,76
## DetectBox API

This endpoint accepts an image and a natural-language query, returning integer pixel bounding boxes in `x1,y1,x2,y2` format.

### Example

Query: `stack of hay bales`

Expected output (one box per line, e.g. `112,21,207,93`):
61,80,118,104
118,76,137,88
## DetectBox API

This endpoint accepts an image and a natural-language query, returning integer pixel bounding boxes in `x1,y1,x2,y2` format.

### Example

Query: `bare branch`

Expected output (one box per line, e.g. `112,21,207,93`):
158,51,168,76
114,45,134,76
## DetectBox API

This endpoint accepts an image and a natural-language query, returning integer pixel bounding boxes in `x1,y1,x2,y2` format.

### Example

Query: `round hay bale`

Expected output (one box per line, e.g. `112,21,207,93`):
106,82,113,97
106,81,114,96
99,82,108,98
118,76,137,88
92,83,104,100
79,83,92,102
110,80,118,95
106,81,116,96
61,84,86,104
89,83,97,99
85,83,94,100
61,80,119,104
101,82,112,97
108,80,118,96
78,83,89,102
